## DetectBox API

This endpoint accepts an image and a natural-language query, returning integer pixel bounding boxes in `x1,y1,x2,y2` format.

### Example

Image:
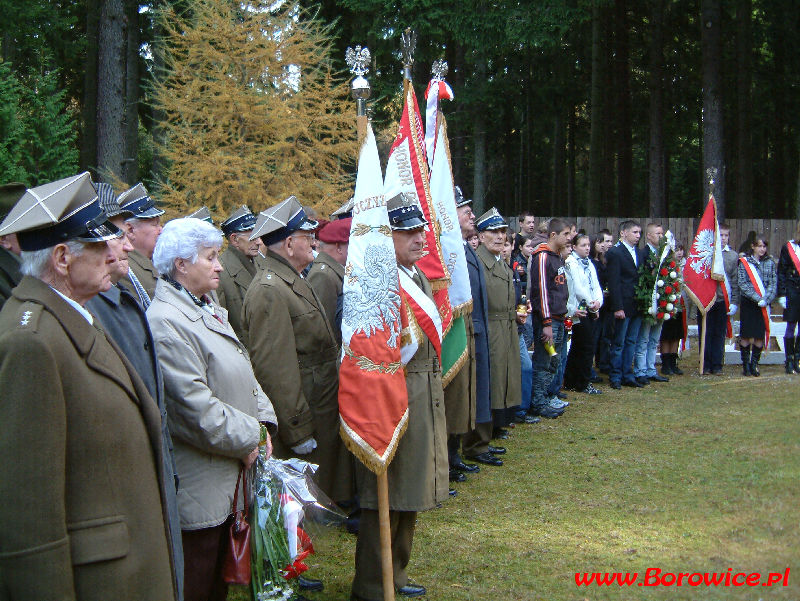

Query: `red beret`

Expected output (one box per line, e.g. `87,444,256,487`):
317,217,351,244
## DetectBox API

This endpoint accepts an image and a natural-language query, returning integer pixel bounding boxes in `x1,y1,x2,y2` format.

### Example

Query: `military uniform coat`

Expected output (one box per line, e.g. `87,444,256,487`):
147,279,277,530
443,310,476,435
124,249,159,300
356,268,449,511
218,246,258,346
306,250,345,347
0,247,21,311
476,244,521,410
465,242,491,423
0,277,175,601
242,250,353,502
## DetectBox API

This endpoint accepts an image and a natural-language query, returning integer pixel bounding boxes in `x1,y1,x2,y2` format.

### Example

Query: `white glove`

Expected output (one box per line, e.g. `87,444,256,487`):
758,299,767,308
291,438,317,455
727,304,737,316
779,296,787,309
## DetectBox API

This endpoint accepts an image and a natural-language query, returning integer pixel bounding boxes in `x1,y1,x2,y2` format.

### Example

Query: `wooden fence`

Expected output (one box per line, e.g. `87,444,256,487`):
527,217,799,254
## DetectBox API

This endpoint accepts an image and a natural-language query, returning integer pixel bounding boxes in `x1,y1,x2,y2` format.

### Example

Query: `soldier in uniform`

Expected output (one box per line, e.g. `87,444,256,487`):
217,205,259,345
118,182,165,303
0,173,177,601
0,182,25,310
351,193,448,601
307,217,351,346
474,208,522,447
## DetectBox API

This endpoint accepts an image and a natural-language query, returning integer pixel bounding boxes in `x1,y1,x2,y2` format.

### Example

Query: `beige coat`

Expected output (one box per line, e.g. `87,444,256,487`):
443,310,477,434
147,279,277,530
356,269,449,511
242,251,353,502
477,245,521,410
218,246,258,346
0,277,175,601
306,250,344,347
122,249,159,300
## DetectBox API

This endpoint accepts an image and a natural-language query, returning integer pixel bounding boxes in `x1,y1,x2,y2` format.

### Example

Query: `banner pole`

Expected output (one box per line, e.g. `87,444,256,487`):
377,472,395,601
699,312,707,374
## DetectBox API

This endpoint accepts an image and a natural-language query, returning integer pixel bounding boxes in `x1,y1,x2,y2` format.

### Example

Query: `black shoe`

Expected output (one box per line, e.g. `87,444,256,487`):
449,488,457,497
636,377,650,386
557,391,568,400
298,576,323,591
672,362,684,375
452,460,480,473
488,445,506,455
449,469,466,482
397,583,426,597
466,452,503,466
660,353,674,375
741,347,751,376
649,374,669,382
623,379,643,388
492,427,510,440
610,381,621,389
590,375,603,383
750,347,762,377
533,405,564,418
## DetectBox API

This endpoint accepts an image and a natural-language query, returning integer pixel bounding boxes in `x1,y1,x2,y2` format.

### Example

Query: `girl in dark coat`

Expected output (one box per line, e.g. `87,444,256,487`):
776,220,800,373
738,235,777,376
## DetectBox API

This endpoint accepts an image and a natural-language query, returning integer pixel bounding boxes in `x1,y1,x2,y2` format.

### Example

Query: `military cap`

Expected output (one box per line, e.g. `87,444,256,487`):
387,192,428,231
475,207,508,232
249,196,318,245
187,206,213,223
221,205,257,236
0,172,123,251
454,185,472,208
0,182,27,222
331,197,354,220
117,183,165,219
317,217,351,244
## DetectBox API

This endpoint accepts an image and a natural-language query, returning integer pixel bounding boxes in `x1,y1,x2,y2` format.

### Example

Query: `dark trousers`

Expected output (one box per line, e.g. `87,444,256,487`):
565,317,598,391
352,509,416,600
462,421,492,457
699,300,727,370
594,309,613,372
182,519,232,601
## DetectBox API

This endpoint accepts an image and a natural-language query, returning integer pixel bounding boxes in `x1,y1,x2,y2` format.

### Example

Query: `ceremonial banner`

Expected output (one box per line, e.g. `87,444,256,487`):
384,82,453,338
425,77,470,384
684,196,725,314
338,124,408,474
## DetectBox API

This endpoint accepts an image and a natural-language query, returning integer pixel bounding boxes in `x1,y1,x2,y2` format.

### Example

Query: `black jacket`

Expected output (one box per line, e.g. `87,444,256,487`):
606,241,643,316
530,243,568,325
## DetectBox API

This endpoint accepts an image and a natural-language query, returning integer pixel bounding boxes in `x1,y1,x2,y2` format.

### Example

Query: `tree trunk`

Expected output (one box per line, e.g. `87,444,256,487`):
551,110,566,216
701,0,726,220
567,105,576,216
614,0,633,216
450,42,466,190
472,55,488,216
96,0,126,181
648,0,666,218
588,2,604,216
123,0,140,184
80,0,100,175
735,0,752,218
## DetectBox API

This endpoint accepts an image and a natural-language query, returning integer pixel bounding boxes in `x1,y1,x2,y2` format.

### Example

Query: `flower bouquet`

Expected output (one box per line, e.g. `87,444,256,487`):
636,231,683,324
248,434,346,601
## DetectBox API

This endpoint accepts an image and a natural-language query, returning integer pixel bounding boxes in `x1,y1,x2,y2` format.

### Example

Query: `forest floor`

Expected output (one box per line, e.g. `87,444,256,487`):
229,353,800,601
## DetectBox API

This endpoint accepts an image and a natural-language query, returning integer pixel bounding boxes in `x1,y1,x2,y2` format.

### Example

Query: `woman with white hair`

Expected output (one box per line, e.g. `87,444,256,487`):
147,217,277,601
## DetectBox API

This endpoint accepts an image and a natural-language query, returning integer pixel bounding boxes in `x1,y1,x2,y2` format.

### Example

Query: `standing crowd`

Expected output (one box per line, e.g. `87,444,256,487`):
0,175,798,601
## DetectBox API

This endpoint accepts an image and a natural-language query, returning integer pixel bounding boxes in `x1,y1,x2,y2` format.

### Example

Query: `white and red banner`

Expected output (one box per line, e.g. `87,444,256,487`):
384,82,453,337
684,195,726,314
338,123,408,475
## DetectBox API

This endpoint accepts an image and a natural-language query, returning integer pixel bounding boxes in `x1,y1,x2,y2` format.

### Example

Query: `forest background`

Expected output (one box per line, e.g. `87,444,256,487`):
0,0,798,222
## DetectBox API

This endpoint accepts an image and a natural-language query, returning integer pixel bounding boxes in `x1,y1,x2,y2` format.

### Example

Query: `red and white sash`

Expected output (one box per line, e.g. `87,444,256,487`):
398,268,443,364
786,241,800,276
739,257,770,346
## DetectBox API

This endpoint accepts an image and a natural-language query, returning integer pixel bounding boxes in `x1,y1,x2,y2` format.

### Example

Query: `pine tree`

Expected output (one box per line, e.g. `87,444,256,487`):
151,0,357,217
0,62,28,183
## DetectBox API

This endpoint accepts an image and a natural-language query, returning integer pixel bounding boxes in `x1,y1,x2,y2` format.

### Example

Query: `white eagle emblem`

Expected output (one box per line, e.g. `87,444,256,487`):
343,244,402,348
688,228,714,277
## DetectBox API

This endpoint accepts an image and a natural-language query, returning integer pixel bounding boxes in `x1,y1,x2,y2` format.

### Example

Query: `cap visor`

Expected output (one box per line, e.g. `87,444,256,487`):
392,216,428,230
132,207,165,218
77,221,123,243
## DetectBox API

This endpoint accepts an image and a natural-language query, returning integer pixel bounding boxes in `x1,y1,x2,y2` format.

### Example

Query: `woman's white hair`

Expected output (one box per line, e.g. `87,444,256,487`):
152,218,223,278
20,241,85,279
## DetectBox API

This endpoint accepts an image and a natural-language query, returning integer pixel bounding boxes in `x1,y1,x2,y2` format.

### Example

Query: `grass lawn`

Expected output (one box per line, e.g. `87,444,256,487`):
230,358,800,601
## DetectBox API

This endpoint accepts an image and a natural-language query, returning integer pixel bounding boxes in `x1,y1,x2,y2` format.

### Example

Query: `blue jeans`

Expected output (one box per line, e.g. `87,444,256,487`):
517,335,533,415
635,321,663,378
532,319,566,409
610,314,642,384
547,330,569,397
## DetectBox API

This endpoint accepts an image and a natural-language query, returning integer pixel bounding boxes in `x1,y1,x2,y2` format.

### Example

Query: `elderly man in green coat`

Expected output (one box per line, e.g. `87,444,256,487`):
0,173,176,601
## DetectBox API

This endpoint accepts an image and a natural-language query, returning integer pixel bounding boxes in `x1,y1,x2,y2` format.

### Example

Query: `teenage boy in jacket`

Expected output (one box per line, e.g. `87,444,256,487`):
529,218,572,418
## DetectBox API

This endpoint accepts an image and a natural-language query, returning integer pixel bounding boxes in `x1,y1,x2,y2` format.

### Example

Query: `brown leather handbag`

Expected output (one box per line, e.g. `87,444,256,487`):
222,468,251,585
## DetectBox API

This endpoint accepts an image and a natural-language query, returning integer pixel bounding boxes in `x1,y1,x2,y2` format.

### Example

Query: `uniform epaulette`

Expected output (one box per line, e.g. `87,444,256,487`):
15,301,43,332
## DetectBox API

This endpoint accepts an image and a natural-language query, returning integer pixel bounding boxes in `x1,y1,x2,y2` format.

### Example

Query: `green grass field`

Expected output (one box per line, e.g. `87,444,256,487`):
230,360,800,601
